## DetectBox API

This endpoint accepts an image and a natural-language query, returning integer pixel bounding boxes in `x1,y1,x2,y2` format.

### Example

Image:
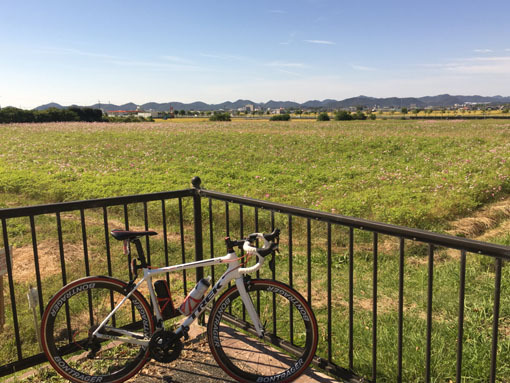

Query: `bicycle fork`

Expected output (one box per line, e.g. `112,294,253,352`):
236,278,265,338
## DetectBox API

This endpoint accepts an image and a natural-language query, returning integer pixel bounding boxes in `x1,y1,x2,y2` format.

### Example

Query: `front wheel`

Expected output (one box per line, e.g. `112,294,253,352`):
41,276,155,383
207,279,318,383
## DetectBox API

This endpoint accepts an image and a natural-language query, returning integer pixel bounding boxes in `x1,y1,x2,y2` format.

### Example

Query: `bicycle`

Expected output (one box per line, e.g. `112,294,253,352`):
41,228,319,383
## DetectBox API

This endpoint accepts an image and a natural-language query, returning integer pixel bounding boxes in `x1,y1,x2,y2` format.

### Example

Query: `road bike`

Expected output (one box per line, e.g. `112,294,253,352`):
40,228,319,383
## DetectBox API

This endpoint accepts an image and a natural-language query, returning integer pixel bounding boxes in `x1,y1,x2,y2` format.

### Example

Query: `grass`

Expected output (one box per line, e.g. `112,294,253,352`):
0,120,509,230
0,119,509,382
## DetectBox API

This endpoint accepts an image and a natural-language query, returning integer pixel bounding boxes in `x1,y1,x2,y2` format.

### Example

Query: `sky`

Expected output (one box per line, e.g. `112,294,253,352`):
1,0,510,109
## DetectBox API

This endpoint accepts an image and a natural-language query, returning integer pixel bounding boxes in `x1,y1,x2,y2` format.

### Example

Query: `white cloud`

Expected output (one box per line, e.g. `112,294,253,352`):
473,49,493,53
269,9,286,14
304,39,335,45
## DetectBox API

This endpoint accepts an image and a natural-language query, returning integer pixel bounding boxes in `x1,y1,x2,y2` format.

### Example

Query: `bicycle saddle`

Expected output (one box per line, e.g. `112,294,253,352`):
110,229,158,241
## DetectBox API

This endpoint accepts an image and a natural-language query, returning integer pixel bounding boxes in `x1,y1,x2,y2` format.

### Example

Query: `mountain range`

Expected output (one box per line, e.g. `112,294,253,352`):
34,94,510,112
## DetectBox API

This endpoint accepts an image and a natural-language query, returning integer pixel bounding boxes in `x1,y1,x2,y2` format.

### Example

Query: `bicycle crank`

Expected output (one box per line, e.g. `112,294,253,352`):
149,330,183,363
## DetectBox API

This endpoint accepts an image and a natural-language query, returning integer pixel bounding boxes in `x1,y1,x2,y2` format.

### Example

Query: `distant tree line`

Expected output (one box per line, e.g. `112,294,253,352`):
0,107,103,123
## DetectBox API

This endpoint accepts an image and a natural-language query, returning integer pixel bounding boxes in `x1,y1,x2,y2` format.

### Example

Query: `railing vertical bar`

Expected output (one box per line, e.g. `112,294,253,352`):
456,250,467,383
425,244,434,383
123,204,132,281
225,201,232,314
208,198,215,287
56,212,72,343
271,211,275,280
29,216,44,318
271,211,276,335
80,209,90,276
123,204,135,322
349,227,354,371
255,207,260,279
225,201,230,237
240,204,245,322
80,209,94,327
102,207,113,277
489,257,502,383
288,214,294,345
192,188,203,284
307,219,312,306
102,207,115,327
255,207,260,314
397,237,405,383
161,200,170,285
178,197,187,296
240,204,244,243
143,202,151,266
1,219,22,360
327,222,332,362
372,232,378,382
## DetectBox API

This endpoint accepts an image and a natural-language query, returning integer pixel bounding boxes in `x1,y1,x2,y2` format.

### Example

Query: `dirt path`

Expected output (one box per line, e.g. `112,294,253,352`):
128,324,339,383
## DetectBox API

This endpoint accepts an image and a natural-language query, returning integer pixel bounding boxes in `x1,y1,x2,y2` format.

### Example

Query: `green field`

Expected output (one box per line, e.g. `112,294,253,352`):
0,119,509,382
1,120,509,231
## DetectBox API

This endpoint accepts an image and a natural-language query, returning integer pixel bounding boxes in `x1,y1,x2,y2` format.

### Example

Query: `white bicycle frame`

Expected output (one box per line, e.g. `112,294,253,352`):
92,234,271,346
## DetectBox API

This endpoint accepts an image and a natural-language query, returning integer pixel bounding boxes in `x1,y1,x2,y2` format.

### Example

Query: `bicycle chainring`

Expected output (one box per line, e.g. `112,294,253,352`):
149,330,183,363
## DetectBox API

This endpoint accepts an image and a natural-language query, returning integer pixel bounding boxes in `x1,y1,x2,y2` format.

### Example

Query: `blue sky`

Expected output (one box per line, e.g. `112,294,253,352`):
1,0,510,109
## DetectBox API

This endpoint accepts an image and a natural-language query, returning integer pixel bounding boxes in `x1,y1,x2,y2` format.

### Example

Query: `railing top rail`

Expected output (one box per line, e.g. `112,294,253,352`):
0,188,194,219
199,189,510,260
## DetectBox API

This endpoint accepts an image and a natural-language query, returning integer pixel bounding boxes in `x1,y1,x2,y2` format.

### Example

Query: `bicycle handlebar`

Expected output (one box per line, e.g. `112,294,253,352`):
225,229,280,257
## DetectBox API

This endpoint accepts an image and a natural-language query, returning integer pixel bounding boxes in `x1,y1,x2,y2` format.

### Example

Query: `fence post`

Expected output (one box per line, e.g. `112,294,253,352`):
192,176,204,283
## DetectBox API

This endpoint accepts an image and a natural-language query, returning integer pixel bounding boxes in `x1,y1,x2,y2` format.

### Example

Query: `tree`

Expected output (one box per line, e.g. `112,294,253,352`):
334,110,353,121
316,112,330,121
209,112,231,121
179,109,186,116
269,114,291,121
401,107,408,114
352,111,367,120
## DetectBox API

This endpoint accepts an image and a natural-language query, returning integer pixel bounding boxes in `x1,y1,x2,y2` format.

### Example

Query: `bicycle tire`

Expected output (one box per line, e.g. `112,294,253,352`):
207,279,318,383
41,276,155,383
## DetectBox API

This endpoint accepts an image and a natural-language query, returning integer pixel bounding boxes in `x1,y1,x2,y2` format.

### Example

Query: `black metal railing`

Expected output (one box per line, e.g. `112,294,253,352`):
0,177,508,382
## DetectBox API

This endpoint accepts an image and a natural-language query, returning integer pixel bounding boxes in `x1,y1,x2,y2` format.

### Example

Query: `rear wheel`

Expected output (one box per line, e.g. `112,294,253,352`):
207,279,318,383
41,276,155,383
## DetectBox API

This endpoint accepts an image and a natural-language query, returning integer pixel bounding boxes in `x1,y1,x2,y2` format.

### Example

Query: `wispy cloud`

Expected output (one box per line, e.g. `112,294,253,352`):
200,53,245,61
35,46,118,60
277,69,304,77
473,49,493,53
505,48,510,52
266,61,306,68
108,58,204,72
161,55,194,65
428,55,510,75
351,64,376,71
304,39,335,45
269,9,286,14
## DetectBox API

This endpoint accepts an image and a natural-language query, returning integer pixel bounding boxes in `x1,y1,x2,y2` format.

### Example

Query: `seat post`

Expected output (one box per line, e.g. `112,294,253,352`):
132,238,148,268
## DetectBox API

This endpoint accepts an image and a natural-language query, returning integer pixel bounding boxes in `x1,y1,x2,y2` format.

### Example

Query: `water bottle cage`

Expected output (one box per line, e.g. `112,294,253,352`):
179,295,203,315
